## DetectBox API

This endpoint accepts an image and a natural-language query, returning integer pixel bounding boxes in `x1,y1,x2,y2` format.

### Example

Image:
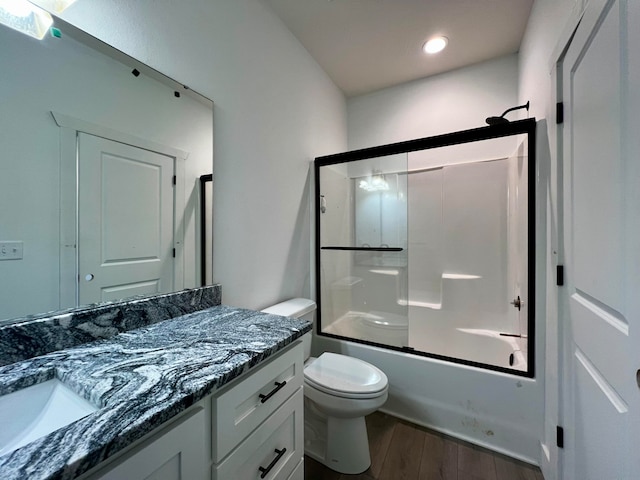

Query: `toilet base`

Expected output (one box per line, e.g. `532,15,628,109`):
304,401,372,474
325,416,371,474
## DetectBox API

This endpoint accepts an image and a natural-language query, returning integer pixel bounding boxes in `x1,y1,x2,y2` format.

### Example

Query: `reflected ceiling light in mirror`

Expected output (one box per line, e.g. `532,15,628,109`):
0,0,53,39
31,0,78,13
358,170,389,192
423,36,448,55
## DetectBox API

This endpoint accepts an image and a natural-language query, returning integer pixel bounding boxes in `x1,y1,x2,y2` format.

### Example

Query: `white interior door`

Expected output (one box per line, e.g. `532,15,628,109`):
78,133,175,304
561,0,640,478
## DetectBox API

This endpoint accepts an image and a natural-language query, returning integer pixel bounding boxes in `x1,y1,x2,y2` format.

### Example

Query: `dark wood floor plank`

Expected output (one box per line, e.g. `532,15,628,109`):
378,422,426,480
457,444,497,480
494,456,541,480
418,430,458,480
304,411,545,480
457,473,493,480
338,473,376,480
365,411,397,477
305,455,342,480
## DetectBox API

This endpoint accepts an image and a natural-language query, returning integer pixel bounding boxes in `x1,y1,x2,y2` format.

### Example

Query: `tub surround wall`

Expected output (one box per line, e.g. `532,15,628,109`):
0,286,222,367
0,289,311,480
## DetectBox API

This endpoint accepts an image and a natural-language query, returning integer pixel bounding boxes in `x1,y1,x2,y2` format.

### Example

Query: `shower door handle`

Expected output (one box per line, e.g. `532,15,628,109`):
511,296,523,311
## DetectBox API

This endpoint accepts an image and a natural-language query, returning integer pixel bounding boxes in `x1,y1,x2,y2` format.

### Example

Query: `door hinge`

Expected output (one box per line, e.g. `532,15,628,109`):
172,248,176,258
556,102,564,124
172,175,177,186
556,265,564,286
556,426,564,448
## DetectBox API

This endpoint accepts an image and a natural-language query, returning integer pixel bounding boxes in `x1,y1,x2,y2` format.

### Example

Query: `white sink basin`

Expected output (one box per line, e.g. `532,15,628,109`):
0,378,98,456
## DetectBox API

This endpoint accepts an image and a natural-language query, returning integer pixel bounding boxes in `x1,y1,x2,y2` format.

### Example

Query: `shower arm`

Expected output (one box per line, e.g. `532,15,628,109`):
498,101,530,119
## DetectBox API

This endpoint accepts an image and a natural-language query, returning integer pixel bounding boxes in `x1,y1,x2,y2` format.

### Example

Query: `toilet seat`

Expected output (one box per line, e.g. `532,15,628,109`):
304,352,388,399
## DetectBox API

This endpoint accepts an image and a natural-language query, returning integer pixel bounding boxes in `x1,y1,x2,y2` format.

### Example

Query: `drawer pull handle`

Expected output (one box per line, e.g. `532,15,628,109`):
259,447,287,478
259,381,287,404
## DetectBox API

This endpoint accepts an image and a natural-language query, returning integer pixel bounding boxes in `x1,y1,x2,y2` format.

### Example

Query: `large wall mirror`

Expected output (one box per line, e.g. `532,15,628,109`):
0,15,213,323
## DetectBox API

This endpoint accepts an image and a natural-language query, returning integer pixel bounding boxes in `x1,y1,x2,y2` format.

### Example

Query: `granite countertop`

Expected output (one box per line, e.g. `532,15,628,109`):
0,304,311,480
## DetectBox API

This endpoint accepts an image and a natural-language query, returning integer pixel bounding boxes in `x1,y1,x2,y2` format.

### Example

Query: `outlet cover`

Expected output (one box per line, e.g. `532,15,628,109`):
0,242,23,260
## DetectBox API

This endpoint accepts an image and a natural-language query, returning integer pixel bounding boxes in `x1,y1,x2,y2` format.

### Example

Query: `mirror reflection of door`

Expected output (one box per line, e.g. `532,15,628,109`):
78,133,175,304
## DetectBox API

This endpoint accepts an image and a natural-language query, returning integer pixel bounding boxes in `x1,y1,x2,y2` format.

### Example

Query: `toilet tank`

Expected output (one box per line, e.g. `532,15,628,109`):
261,298,316,360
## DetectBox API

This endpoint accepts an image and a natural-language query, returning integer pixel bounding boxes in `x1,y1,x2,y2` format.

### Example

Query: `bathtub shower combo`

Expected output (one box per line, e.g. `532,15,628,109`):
315,120,535,377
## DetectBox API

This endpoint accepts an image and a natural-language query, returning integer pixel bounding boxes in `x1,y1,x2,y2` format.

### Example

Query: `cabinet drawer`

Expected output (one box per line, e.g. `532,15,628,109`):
212,342,303,461
212,389,303,480
286,458,304,480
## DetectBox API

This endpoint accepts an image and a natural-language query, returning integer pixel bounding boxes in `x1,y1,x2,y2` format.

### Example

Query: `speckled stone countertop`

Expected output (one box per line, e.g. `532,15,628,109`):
0,286,222,367
0,301,311,480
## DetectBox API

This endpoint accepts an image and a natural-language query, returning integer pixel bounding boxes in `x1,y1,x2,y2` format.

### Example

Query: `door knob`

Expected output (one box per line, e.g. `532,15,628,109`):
511,296,523,311
85,274,94,282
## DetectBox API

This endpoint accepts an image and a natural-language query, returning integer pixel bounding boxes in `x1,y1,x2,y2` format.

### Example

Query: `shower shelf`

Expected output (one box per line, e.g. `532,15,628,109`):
321,246,404,252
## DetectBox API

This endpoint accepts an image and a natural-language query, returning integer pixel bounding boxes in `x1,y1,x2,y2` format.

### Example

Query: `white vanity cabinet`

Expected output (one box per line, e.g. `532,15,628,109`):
210,342,304,480
81,406,207,480
78,341,304,480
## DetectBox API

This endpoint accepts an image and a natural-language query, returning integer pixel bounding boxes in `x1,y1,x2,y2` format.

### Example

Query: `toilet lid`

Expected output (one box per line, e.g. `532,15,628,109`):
304,353,388,398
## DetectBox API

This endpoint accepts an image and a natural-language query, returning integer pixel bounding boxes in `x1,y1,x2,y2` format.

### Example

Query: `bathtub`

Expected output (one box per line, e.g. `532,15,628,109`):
323,310,527,372
453,328,527,371
322,310,408,348
314,310,540,465
414,325,527,372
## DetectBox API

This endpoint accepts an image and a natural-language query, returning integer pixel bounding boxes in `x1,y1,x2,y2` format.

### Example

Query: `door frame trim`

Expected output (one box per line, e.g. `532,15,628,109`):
541,4,590,480
551,1,619,479
53,111,187,308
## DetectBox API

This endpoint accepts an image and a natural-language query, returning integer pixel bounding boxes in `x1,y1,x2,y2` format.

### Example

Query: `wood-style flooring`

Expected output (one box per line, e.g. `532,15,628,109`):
304,411,544,480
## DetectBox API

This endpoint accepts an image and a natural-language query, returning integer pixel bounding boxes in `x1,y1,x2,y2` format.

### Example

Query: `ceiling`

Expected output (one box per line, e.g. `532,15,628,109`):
262,0,534,97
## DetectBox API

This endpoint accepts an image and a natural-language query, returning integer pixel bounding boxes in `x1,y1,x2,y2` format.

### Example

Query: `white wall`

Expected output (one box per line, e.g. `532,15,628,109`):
347,54,519,150
59,0,347,310
518,1,586,478
0,24,212,320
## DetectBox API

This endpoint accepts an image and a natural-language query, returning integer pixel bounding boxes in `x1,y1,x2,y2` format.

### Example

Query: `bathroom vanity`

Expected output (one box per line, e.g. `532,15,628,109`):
0,286,310,480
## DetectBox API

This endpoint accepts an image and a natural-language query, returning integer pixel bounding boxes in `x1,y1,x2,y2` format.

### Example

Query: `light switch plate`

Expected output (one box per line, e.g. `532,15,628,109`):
0,241,23,260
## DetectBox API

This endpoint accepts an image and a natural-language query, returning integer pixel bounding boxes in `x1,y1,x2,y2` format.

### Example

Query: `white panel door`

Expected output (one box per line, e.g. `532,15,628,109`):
561,0,640,478
78,133,175,304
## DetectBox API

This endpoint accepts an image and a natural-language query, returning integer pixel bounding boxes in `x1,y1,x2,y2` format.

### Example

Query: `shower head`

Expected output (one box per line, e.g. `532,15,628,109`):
485,101,530,126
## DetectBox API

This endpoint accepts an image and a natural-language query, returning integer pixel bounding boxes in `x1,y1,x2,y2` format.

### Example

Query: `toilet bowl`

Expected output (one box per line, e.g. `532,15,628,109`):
261,299,388,475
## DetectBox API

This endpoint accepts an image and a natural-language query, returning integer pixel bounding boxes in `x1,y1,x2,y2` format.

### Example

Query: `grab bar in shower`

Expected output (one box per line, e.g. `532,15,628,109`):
321,246,404,252
499,333,525,338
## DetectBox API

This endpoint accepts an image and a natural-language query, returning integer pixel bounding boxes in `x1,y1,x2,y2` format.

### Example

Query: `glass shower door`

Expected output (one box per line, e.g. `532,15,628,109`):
317,153,409,348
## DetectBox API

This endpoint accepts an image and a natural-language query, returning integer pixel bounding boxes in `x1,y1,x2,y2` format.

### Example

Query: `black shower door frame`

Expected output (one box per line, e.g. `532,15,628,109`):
314,118,537,378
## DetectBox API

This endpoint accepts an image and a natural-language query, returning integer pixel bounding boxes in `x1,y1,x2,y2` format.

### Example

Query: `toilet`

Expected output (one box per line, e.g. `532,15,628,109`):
261,298,388,475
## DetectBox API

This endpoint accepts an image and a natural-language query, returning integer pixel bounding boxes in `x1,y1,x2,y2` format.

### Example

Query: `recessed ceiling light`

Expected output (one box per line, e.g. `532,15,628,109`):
423,36,448,55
